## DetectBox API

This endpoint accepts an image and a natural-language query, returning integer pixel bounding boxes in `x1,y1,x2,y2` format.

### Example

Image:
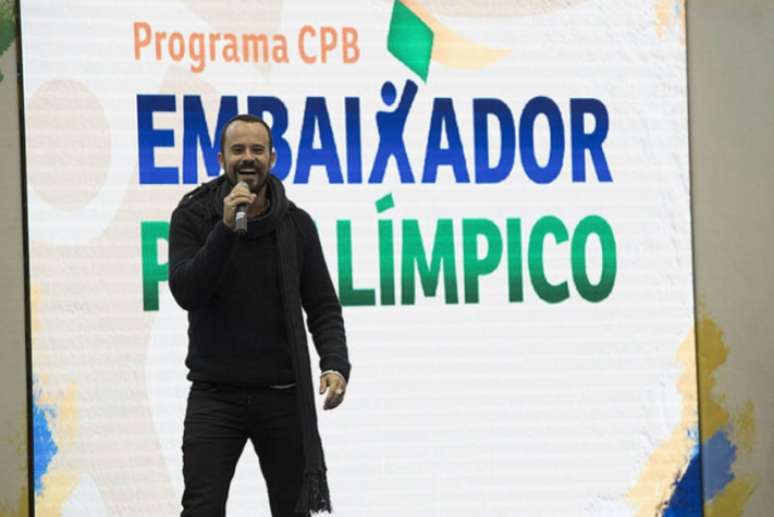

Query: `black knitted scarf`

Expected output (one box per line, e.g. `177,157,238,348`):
273,191,333,514
220,175,332,513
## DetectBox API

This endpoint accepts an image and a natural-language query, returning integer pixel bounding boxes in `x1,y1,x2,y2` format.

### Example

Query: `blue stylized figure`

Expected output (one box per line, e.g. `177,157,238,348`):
369,80,418,183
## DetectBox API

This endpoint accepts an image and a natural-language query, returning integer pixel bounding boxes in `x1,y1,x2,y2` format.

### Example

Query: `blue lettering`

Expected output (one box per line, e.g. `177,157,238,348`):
423,98,470,184
473,98,515,184
369,80,417,184
570,98,612,182
137,94,177,184
295,97,344,184
135,90,613,187
182,95,238,184
247,96,292,180
345,97,363,183
519,96,565,185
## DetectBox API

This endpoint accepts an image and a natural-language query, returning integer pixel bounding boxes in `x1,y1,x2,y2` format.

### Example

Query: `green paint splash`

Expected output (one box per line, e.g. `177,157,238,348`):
0,1,16,83
386,0,433,82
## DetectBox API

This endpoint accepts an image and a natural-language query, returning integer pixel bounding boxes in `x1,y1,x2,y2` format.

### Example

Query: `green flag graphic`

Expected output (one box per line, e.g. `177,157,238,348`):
387,0,434,81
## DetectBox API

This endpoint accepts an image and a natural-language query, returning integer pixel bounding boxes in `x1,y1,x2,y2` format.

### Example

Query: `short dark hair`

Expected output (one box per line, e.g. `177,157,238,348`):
219,114,273,155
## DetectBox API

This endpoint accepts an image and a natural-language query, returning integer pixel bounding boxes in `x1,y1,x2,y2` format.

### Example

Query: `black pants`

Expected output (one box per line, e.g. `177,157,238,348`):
181,383,309,517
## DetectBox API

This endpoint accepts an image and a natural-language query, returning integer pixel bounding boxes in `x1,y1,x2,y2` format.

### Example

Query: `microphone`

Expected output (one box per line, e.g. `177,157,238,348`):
235,181,249,235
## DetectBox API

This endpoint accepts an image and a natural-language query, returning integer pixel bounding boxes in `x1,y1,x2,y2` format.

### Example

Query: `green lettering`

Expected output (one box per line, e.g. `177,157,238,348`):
401,219,458,304
506,218,523,302
379,219,395,305
528,216,569,303
462,219,502,304
141,221,169,311
572,215,616,302
337,220,376,306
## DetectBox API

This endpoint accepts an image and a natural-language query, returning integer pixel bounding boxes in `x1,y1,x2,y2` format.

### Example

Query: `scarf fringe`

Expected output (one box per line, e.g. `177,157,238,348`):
294,470,332,514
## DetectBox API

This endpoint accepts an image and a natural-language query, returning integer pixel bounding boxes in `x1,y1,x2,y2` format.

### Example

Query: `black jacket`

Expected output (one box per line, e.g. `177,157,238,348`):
168,175,350,386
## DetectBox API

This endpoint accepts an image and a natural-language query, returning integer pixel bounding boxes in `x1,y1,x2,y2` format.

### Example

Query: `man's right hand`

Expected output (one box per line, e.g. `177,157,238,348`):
222,183,255,229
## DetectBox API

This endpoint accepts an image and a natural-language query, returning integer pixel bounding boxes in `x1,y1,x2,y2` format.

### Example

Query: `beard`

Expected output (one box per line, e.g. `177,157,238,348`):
231,160,268,193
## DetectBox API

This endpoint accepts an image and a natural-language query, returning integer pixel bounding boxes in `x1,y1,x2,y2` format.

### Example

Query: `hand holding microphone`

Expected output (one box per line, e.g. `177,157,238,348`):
223,181,255,233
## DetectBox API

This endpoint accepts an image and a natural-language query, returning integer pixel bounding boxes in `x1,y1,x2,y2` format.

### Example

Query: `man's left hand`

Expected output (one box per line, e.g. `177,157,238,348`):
319,372,347,410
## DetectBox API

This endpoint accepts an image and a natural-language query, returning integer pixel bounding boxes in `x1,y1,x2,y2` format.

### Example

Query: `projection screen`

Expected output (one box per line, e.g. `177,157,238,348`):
21,1,698,515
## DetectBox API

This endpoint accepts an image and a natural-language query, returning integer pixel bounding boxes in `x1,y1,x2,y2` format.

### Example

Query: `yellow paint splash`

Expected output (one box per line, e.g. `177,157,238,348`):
655,0,686,39
732,401,756,455
35,470,79,517
31,279,79,514
628,329,698,516
35,384,79,517
697,314,758,517
697,316,729,438
401,0,510,69
706,477,756,517
414,0,591,17
37,384,79,449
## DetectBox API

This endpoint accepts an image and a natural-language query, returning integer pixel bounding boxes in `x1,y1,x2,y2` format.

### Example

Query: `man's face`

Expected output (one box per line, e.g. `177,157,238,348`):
219,121,275,193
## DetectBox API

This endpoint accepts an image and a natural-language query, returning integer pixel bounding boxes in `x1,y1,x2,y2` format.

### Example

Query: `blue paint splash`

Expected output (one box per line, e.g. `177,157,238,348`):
32,382,58,494
662,426,703,516
702,429,737,501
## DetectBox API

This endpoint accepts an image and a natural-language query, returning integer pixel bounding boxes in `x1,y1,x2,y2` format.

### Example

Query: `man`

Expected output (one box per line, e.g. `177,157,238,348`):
168,114,350,517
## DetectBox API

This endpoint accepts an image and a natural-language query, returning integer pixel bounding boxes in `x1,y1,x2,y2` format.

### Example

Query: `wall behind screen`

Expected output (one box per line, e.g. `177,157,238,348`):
0,3,29,514
688,1,774,515
1,2,773,516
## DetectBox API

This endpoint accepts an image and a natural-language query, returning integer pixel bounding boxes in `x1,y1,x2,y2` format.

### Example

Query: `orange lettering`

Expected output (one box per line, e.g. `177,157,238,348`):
320,26,337,64
272,35,289,63
154,32,167,60
209,33,221,61
242,34,268,62
133,22,151,60
298,25,316,64
190,33,205,72
168,32,185,61
223,33,239,62
342,27,359,63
